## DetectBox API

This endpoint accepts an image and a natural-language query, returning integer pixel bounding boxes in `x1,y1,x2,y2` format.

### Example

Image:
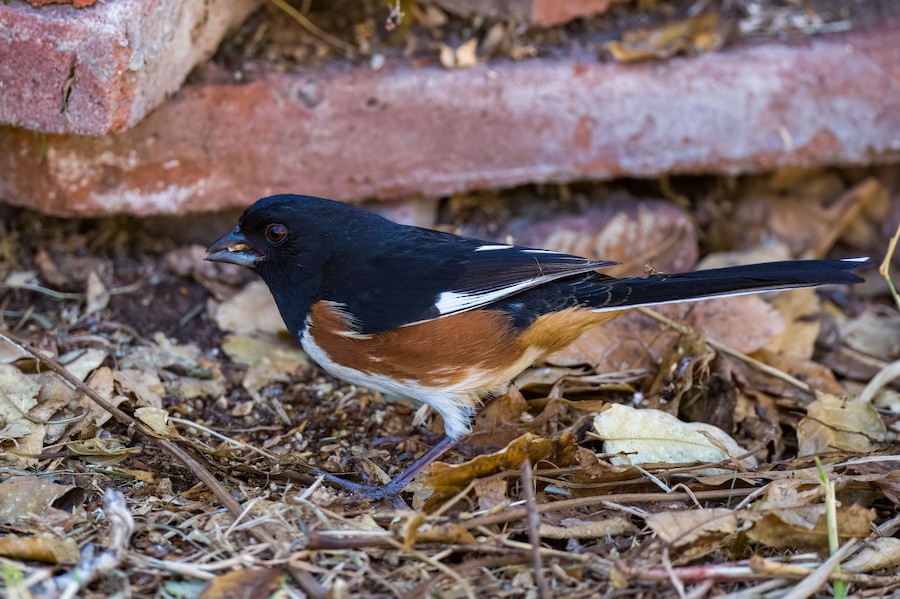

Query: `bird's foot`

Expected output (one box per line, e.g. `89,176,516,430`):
310,469,410,507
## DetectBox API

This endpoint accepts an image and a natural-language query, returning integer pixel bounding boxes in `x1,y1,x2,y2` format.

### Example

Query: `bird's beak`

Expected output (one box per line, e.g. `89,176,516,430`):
205,227,262,267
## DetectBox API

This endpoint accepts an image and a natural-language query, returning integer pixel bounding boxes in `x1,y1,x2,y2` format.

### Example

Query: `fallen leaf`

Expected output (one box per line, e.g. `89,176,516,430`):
539,516,634,540
212,281,286,335
134,407,180,438
0,477,85,526
844,312,900,361
593,403,758,469
85,270,110,315
66,437,141,465
61,348,108,381
199,567,283,599
744,479,875,551
843,537,900,572
646,508,739,562
426,432,578,493
439,38,478,69
221,333,308,367
797,393,887,456
0,364,41,423
0,533,80,564
606,13,728,62
474,478,508,511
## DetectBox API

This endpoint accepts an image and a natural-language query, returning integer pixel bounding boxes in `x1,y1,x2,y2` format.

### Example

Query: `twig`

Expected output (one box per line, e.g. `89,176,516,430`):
521,458,550,599
816,457,846,598
781,540,858,599
638,307,817,396
0,330,282,552
268,0,356,55
879,221,900,311
858,358,900,405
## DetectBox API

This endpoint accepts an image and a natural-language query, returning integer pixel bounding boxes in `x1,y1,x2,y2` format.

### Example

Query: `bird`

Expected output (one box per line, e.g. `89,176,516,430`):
206,194,867,500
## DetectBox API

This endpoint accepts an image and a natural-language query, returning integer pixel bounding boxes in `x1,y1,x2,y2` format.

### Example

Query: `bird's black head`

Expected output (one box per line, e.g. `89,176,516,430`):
206,194,388,334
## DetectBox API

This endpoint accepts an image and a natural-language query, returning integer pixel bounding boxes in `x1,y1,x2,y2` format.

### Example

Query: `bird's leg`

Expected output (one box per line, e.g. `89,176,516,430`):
312,435,460,502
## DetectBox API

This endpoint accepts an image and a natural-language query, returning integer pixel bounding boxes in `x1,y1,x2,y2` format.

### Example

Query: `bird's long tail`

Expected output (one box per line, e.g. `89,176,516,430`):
588,257,868,312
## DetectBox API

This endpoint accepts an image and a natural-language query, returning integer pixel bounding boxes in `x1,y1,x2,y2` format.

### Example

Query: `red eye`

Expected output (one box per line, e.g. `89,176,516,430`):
265,223,288,245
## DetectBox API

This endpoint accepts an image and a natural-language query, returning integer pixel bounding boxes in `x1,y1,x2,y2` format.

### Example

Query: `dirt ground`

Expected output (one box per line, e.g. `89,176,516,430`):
1,167,899,598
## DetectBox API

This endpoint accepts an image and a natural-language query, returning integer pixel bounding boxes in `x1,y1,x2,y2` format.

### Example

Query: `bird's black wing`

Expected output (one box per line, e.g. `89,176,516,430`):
326,226,618,334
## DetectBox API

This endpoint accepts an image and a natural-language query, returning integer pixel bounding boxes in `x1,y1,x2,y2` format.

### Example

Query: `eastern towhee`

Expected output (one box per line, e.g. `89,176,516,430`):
207,194,867,500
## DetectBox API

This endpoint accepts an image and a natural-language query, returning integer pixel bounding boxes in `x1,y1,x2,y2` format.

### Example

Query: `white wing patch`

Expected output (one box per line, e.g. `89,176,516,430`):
474,244,513,251
521,249,561,254
434,278,542,315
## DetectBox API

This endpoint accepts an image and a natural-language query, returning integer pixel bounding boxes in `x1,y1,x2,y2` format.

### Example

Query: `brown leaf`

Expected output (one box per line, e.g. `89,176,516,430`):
200,567,283,599
0,476,85,526
797,394,887,456
212,281,285,335
746,504,874,551
0,533,80,564
646,508,738,562
426,432,578,493
474,478,508,511
606,13,728,62
843,537,900,572
540,516,635,540
844,312,900,362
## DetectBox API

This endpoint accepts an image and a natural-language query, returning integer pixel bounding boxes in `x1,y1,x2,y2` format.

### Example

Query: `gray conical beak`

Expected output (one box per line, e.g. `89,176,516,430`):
205,227,262,267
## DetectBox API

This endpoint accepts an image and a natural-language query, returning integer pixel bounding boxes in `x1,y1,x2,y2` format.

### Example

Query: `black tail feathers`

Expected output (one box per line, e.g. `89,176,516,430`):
589,258,868,312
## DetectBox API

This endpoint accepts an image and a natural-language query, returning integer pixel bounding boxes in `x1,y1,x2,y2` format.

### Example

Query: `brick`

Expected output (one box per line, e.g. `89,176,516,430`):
0,0,260,136
1,22,899,216
432,0,620,26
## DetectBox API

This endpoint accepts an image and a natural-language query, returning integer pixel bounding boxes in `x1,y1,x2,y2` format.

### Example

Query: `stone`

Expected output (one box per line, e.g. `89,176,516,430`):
432,0,621,26
1,21,899,216
0,0,261,136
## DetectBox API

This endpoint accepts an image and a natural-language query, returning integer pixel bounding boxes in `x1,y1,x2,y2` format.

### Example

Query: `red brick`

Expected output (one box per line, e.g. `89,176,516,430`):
1,22,899,216
0,0,260,136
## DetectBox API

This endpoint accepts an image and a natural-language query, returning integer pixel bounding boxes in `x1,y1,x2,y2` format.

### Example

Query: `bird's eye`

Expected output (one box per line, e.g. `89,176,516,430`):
265,223,288,245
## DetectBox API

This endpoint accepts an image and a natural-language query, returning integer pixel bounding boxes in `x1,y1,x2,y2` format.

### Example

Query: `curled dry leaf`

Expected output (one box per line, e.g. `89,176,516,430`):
539,516,635,540
199,567,283,599
646,508,739,563
65,437,141,465
85,270,110,315
844,312,900,362
0,533,80,564
0,476,85,526
843,537,900,573
425,432,578,493
746,503,874,551
797,393,887,456
744,479,875,551
439,38,478,69
212,281,286,335
221,333,308,367
60,347,108,381
593,403,758,469
134,407,180,439
474,477,508,511
605,13,728,62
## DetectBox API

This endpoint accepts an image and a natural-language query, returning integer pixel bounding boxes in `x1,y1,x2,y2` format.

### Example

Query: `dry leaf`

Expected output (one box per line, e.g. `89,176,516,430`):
199,567,283,599
0,476,85,526
439,38,478,69
0,533,80,564
134,407,180,438
0,364,41,423
797,393,887,456
212,281,286,335
85,270,110,315
474,477,508,512
844,312,900,361
606,13,727,62
593,403,758,469
66,437,141,465
539,516,634,540
221,333,308,367
766,288,821,359
746,504,874,551
646,508,739,562
843,537,900,572
426,432,578,492
60,347,108,381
